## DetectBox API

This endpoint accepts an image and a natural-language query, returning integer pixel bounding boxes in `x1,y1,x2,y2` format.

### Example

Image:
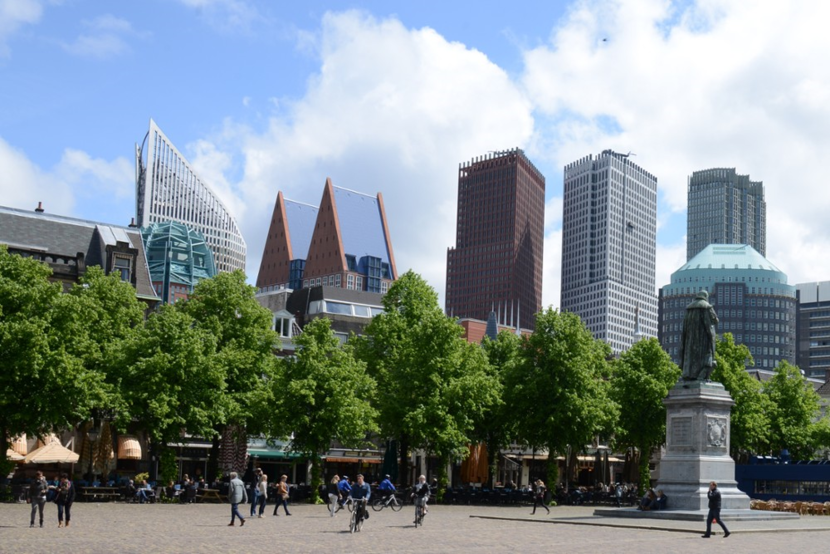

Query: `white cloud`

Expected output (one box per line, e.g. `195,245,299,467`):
0,0,43,57
521,0,830,288
0,136,74,212
0,136,132,217
199,10,534,304
62,14,146,59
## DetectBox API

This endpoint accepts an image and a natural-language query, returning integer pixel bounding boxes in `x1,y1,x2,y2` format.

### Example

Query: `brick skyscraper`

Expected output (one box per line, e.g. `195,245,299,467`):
446,148,545,330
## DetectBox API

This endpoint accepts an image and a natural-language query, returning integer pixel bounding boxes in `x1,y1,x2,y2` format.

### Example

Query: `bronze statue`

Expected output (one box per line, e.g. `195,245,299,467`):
679,290,719,381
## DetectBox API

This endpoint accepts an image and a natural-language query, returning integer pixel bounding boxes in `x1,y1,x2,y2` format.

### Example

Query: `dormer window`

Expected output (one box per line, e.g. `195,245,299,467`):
113,255,132,282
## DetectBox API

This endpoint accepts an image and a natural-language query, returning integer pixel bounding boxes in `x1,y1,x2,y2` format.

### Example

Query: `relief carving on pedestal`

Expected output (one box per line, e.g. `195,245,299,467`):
707,417,727,448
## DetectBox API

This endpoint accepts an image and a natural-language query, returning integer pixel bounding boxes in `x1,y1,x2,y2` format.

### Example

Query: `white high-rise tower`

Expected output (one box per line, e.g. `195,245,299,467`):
136,119,246,273
560,150,658,354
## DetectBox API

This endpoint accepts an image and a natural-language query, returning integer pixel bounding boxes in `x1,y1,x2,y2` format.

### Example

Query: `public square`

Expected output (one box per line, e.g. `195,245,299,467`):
2,502,830,554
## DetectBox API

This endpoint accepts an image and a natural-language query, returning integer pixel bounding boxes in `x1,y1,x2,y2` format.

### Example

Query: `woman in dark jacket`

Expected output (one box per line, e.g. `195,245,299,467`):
55,473,75,528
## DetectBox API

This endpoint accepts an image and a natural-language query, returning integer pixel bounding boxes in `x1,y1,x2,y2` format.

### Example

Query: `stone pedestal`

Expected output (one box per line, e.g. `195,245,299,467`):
655,381,750,511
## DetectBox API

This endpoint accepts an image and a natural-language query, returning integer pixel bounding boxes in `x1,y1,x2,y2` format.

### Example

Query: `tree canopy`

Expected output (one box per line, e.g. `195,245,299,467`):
0,246,106,471
610,337,680,490
275,317,377,500
505,308,616,484
356,271,500,486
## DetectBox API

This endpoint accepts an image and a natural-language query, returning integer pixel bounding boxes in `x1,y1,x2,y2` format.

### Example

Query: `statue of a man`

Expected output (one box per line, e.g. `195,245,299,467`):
679,290,719,381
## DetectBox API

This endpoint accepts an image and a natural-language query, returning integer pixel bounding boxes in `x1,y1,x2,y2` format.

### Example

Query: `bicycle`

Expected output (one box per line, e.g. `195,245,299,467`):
335,495,355,513
371,493,404,512
413,496,427,527
349,498,368,533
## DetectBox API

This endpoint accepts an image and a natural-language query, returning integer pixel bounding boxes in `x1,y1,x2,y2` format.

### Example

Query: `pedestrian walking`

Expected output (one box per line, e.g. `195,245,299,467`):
327,475,340,517
256,474,268,517
273,474,291,516
702,481,730,538
250,468,262,517
228,471,248,527
531,479,550,515
55,473,75,528
27,471,49,528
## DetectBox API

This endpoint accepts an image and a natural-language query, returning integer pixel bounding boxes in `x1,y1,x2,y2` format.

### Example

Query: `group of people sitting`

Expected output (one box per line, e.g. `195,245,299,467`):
638,488,668,510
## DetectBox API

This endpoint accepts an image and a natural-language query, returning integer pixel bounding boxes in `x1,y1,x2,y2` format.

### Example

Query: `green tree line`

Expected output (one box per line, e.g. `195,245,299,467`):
2,246,828,495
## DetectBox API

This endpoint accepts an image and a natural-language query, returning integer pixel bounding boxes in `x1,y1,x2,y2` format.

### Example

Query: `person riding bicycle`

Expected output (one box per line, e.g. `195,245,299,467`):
350,474,371,522
336,475,352,511
411,474,430,524
378,474,396,499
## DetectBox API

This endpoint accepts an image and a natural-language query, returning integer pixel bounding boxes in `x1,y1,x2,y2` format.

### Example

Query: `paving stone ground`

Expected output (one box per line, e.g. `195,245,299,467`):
2,501,830,553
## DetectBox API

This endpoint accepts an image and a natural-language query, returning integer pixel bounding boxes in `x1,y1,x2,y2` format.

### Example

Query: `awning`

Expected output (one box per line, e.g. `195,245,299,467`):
24,441,79,464
325,457,381,464
10,435,27,456
247,448,304,460
6,449,24,462
118,436,142,460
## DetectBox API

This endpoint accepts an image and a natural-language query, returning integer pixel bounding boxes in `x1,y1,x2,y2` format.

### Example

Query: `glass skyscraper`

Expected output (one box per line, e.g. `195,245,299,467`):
135,119,246,274
686,168,765,261
560,150,658,354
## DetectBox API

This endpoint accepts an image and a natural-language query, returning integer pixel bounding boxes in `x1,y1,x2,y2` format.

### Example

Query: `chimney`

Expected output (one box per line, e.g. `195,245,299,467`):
128,217,138,228
35,201,44,213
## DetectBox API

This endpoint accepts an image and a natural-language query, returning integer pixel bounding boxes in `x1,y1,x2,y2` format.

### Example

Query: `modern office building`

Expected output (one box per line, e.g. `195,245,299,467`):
560,150,658,354
0,204,159,306
795,281,830,381
445,148,545,330
135,119,246,273
141,221,217,304
658,244,796,370
257,178,397,294
687,168,765,261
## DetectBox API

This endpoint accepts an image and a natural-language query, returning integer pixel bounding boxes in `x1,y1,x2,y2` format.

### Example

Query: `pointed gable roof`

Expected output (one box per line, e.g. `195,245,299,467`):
303,178,347,278
256,191,319,289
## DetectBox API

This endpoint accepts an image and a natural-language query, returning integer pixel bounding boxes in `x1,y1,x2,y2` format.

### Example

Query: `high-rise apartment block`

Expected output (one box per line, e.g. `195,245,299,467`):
445,149,545,330
687,168,765,261
560,150,658,354
795,281,830,381
135,119,247,273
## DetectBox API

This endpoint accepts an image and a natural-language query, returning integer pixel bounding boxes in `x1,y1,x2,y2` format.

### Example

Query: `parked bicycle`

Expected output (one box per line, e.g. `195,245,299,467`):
371,493,404,512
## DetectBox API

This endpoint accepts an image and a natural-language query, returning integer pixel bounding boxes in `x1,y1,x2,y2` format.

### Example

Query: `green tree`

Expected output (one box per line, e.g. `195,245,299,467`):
505,308,616,488
763,361,828,460
115,305,225,446
66,266,147,418
610,337,680,492
477,330,520,487
178,270,278,478
276,318,377,501
356,271,500,488
710,334,772,459
0,245,105,472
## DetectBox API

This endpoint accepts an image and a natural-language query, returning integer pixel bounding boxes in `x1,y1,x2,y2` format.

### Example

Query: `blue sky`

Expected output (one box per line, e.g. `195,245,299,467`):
2,0,829,309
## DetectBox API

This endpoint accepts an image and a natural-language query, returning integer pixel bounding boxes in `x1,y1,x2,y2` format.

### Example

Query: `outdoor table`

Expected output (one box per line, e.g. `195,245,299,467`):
196,488,224,503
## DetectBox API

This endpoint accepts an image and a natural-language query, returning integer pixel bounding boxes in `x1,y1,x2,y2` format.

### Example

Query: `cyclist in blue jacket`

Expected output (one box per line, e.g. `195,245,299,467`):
336,475,352,511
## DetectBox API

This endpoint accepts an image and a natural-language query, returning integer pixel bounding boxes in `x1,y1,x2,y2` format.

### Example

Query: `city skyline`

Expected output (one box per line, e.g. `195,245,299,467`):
2,1,830,311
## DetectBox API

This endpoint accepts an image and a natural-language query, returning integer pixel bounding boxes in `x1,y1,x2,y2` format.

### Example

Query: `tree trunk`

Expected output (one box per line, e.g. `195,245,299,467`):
207,433,220,483
398,434,410,488
638,445,651,495
309,453,323,503
486,434,497,488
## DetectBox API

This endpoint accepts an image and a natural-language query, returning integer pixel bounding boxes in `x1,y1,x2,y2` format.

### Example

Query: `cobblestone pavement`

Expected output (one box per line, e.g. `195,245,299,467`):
2,502,830,554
